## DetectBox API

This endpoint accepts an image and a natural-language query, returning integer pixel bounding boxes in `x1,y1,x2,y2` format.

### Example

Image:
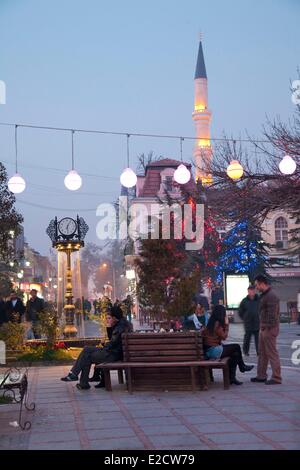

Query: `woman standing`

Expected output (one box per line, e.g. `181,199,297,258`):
202,305,254,385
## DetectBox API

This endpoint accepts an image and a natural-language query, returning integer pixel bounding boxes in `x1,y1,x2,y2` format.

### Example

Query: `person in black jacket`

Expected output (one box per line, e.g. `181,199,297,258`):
61,305,132,390
0,296,8,326
238,285,260,356
5,292,25,323
25,289,45,339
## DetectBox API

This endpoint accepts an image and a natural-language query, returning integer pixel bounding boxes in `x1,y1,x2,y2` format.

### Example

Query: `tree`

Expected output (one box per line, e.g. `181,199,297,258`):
0,162,23,262
135,238,186,320
215,220,270,283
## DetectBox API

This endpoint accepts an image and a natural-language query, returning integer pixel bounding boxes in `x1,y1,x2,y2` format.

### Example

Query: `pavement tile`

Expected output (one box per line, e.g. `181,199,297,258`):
220,443,276,450
194,422,245,433
238,413,284,422
29,441,82,450
260,430,300,442
148,434,205,448
140,425,191,435
29,430,79,444
130,409,174,418
134,417,182,427
246,420,300,431
205,432,266,444
90,437,145,449
184,414,232,425
280,442,300,450
87,427,136,440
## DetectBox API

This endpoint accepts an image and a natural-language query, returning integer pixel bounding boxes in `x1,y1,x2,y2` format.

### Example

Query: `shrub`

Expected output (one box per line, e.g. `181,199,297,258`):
0,322,25,350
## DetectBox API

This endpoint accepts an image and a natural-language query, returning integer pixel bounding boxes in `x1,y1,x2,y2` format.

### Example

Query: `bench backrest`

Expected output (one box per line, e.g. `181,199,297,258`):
122,332,204,362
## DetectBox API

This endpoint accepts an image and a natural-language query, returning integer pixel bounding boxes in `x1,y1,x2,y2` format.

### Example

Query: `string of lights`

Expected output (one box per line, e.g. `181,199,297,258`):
0,121,297,193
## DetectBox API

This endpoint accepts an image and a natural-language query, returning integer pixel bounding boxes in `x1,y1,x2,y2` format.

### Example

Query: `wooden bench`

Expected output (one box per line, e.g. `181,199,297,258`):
96,332,230,392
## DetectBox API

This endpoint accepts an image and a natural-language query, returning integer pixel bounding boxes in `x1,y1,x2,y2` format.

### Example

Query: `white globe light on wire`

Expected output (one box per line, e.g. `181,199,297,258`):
226,160,244,180
8,173,26,194
64,169,82,191
120,167,137,188
279,155,297,175
173,164,191,185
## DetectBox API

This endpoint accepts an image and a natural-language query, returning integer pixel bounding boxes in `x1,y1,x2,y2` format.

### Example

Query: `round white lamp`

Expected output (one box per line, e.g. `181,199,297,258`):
120,167,137,188
8,173,26,194
64,169,82,191
227,160,244,180
174,164,191,184
279,155,297,175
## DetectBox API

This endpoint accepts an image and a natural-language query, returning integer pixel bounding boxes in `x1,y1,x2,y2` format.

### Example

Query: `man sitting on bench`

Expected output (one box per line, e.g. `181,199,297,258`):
61,305,132,390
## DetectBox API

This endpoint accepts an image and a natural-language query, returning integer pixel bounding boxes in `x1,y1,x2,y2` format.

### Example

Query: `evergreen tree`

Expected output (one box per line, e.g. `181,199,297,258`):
216,220,270,283
0,162,23,263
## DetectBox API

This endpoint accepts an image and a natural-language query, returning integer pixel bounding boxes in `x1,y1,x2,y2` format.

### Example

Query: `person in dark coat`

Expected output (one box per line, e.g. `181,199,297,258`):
238,285,260,356
61,305,132,390
5,292,25,323
0,296,8,326
25,289,45,339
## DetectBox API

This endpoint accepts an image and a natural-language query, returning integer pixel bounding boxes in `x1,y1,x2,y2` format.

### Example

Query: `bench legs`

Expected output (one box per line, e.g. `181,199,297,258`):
117,369,124,384
222,365,230,390
103,369,112,391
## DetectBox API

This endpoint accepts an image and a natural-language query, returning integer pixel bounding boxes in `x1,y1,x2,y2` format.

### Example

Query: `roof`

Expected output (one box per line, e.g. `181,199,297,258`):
146,158,192,169
195,41,207,79
137,158,195,197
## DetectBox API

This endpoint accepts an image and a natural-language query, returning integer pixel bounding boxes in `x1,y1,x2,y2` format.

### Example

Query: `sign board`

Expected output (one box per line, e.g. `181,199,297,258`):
224,274,249,309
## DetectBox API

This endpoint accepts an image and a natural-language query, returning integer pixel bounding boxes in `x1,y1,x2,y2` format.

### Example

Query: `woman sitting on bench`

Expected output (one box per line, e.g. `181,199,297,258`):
202,305,253,385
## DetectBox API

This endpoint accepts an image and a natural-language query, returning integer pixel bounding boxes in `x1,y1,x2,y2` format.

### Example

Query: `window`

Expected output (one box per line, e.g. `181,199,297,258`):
275,217,288,248
164,176,173,192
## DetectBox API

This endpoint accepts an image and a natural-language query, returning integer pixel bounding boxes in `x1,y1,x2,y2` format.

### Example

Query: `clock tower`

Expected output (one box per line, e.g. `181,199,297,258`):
46,215,89,338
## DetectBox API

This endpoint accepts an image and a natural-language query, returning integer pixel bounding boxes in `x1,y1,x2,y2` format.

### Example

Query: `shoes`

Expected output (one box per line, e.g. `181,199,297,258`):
251,377,266,383
76,383,91,390
240,364,254,373
265,379,281,385
230,378,243,385
89,376,101,382
61,373,78,382
94,381,106,389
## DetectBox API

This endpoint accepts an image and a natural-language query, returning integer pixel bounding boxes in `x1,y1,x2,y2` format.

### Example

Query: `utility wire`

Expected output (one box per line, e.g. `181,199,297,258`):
0,121,271,144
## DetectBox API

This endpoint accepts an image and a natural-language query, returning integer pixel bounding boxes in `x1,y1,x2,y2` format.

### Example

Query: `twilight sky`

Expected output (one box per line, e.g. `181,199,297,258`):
0,0,299,255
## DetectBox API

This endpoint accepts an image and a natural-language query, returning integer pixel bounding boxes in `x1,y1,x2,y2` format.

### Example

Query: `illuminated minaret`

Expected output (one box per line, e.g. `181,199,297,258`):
192,38,212,184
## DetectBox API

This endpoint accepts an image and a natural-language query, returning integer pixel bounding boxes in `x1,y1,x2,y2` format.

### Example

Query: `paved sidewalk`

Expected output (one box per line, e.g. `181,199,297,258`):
1,363,300,450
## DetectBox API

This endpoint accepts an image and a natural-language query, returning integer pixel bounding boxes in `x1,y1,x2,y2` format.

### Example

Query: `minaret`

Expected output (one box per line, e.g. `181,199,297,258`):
192,38,212,184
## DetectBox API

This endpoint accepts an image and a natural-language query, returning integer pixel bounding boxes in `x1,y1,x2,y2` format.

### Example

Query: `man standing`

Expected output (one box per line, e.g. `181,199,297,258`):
238,285,260,356
25,289,45,339
251,275,282,385
5,292,25,323
61,306,132,390
0,296,7,326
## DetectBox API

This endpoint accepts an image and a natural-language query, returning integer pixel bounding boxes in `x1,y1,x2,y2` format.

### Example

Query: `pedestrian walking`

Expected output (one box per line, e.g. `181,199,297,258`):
5,292,25,323
238,285,260,356
25,289,45,339
251,274,282,385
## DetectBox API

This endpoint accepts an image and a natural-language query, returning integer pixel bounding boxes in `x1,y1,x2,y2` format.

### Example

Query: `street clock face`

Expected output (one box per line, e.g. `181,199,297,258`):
58,217,77,236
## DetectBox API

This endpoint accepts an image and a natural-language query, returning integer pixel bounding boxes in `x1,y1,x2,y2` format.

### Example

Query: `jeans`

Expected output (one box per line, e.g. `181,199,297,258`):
71,346,116,386
243,329,259,355
205,345,223,359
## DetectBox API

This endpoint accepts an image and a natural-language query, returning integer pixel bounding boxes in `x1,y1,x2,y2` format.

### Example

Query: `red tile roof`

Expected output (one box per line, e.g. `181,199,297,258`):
138,158,195,197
